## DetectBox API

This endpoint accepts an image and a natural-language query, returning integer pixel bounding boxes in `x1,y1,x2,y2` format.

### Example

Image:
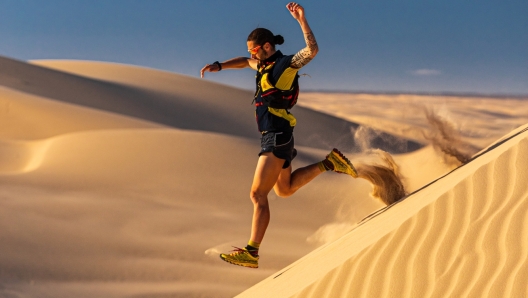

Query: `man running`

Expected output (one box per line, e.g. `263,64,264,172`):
200,2,358,268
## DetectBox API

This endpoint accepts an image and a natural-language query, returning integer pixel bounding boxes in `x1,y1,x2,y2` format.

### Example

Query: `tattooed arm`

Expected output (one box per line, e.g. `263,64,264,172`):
287,2,319,69
291,31,318,69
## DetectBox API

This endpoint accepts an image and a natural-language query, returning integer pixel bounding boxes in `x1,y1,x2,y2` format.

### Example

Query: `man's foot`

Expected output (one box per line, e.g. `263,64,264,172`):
220,247,259,268
326,148,358,178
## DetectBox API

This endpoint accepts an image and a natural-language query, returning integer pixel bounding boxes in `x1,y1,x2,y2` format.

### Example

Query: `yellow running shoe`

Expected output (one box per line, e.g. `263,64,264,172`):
326,148,358,178
220,247,259,268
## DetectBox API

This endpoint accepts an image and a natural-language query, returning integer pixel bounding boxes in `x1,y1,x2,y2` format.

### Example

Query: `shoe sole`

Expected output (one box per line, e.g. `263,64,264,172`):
219,254,258,269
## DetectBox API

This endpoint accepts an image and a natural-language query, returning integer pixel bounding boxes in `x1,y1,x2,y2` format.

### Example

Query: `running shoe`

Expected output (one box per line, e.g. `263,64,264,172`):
326,148,358,178
220,247,259,268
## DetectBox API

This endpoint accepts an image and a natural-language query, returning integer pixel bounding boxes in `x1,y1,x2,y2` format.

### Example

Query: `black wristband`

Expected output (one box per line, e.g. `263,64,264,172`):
213,61,222,71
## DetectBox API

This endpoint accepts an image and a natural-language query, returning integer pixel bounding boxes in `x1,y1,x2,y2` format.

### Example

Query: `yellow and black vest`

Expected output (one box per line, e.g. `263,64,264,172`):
254,51,299,133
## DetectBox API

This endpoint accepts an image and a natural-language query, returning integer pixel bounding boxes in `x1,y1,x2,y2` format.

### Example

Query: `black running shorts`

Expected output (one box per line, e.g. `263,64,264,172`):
259,131,297,169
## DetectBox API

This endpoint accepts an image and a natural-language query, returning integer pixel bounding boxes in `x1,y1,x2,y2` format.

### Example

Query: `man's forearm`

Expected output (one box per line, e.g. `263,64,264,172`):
201,56,255,78
219,57,251,69
291,17,319,69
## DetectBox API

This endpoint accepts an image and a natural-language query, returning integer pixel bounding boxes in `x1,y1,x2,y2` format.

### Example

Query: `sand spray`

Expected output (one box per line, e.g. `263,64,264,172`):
422,107,479,166
307,105,480,245
355,149,407,205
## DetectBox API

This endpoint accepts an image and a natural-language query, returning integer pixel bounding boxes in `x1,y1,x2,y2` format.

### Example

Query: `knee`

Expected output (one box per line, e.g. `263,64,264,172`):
274,187,295,198
250,190,269,206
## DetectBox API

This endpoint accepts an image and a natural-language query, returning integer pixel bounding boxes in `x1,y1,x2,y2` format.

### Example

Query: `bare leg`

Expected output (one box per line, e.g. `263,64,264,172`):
274,162,323,197
249,152,285,244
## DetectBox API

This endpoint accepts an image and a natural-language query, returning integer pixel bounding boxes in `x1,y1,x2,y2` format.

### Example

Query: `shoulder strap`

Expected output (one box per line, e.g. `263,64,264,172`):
253,62,276,103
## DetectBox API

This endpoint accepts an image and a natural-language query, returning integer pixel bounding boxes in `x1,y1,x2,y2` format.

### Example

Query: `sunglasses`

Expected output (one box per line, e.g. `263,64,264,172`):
248,45,262,55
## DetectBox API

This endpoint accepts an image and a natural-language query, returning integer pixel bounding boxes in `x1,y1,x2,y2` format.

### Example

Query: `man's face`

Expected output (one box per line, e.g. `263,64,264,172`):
247,41,270,61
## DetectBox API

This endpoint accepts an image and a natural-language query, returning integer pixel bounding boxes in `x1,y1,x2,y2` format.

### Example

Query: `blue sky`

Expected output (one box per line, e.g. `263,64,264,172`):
1,0,527,95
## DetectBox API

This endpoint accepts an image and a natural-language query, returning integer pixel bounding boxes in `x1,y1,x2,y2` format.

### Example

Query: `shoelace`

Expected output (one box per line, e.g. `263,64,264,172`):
227,246,247,255
228,246,258,257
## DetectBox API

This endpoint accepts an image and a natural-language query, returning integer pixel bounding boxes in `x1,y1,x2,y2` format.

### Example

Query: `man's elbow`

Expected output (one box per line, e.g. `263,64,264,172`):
310,46,319,59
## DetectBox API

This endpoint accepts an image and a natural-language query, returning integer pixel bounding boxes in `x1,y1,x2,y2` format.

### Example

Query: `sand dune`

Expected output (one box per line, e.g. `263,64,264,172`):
0,85,162,139
1,55,527,297
299,92,528,149
238,124,528,298
29,58,422,153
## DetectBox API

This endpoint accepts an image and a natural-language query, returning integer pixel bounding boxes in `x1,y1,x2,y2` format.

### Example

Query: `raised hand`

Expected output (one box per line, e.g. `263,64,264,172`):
286,2,305,21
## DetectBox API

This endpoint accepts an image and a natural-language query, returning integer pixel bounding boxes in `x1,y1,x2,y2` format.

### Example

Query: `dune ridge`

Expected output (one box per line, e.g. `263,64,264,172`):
0,138,52,174
0,86,162,141
238,124,528,298
28,58,421,152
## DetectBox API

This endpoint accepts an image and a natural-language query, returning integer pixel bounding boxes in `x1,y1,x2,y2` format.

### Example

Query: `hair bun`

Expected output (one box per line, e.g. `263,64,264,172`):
274,35,284,45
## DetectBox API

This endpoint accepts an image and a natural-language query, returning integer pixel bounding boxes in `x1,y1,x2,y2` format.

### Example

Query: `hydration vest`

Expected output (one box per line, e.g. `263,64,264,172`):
255,61,300,110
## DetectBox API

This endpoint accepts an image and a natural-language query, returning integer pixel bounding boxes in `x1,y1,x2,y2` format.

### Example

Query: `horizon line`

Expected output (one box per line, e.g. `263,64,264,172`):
299,89,528,99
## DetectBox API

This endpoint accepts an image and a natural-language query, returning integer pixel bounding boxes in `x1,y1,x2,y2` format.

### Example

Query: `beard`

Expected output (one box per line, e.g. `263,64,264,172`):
256,48,274,62
257,53,269,62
